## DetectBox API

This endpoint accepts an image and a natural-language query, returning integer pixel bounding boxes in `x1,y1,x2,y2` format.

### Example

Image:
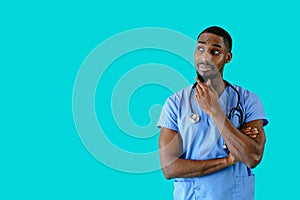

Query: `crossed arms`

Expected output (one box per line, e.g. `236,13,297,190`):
159,80,266,180
159,120,265,179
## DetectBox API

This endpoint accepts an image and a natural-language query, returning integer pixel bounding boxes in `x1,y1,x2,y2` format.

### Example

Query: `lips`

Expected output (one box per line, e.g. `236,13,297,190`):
197,63,212,72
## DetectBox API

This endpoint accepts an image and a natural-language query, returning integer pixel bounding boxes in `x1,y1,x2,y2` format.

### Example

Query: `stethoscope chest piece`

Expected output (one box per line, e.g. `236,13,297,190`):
189,113,200,123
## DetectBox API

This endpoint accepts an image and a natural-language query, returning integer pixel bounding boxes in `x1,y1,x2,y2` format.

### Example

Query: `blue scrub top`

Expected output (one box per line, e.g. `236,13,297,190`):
157,83,268,200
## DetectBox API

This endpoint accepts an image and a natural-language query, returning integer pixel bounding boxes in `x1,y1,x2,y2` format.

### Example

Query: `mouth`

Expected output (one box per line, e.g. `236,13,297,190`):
197,63,213,72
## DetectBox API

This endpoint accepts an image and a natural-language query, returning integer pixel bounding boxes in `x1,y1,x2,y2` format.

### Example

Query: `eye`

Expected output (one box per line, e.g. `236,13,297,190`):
197,47,204,52
211,49,221,55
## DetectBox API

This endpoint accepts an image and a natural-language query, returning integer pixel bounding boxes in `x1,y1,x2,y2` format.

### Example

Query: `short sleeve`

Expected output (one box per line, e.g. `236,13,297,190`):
243,91,269,126
157,95,179,131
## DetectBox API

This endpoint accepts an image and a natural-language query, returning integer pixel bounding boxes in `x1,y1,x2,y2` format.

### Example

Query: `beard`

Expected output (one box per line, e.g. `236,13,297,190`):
195,63,224,82
196,70,220,82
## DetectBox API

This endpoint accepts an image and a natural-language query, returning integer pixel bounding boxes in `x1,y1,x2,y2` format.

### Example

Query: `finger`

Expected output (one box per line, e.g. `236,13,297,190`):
248,128,259,134
240,127,252,131
195,88,200,99
253,128,259,134
194,87,202,101
195,77,207,89
194,94,203,106
206,79,212,88
245,130,259,136
244,131,255,135
195,77,205,85
196,84,205,96
194,95,200,104
197,82,211,98
244,131,252,135
251,131,258,136
240,127,252,133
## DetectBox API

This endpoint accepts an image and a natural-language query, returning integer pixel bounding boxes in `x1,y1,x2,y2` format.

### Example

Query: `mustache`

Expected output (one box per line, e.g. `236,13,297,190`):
197,62,215,68
197,62,214,67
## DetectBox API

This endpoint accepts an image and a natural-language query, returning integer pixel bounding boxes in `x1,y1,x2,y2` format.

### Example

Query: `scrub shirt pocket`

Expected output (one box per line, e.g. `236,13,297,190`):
174,181,195,200
233,175,255,200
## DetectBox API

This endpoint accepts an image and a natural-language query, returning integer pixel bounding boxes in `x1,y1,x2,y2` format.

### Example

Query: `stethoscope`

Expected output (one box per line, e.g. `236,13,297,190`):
189,80,244,129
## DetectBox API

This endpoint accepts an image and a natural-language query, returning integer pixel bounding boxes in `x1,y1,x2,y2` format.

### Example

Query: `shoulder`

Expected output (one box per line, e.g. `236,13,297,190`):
167,85,193,103
230,83,268,126
229,83,260,103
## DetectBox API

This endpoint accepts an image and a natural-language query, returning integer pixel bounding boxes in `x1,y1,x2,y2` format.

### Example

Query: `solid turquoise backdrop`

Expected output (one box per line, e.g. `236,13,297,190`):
1,0,299,199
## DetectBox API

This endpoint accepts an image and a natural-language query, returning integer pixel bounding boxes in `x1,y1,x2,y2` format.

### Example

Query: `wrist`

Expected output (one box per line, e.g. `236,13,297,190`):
225,153,238,166
222,156,233,168
226,157,233,166
211,107,225,121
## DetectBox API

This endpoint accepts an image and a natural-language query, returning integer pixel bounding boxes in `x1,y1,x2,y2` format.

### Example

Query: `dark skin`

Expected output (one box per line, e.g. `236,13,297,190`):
159,33,266,179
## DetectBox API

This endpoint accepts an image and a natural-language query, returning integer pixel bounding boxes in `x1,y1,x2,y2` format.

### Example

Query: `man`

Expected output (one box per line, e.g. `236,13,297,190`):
157,26,268,199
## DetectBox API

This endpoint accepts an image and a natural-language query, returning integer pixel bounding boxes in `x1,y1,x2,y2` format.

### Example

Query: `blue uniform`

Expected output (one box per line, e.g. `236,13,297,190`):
157,83,268,200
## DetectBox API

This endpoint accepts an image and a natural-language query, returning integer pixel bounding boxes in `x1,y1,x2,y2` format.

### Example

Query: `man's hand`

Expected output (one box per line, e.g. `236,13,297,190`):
194,78,222,117
226,153,238,165
241,127,259,139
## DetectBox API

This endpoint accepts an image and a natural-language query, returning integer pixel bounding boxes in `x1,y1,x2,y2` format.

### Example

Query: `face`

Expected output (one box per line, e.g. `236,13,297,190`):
194,33,232,80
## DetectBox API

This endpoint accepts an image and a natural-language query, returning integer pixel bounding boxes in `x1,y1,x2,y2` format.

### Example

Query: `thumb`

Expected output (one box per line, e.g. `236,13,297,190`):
206,79,212,87
206,79,217,93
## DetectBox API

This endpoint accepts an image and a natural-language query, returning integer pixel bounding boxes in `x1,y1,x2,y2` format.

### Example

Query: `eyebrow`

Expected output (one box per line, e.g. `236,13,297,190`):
198,41,223,49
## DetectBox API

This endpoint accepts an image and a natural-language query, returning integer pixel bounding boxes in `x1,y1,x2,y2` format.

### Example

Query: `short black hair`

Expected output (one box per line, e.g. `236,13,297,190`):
197,26,232,52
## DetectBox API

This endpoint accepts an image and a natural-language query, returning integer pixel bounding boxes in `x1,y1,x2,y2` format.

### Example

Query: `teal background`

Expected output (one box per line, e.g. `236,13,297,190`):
1,0,298,199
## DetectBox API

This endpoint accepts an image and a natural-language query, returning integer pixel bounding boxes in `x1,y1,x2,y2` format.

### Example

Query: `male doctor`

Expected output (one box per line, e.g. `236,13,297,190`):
157,26,268,199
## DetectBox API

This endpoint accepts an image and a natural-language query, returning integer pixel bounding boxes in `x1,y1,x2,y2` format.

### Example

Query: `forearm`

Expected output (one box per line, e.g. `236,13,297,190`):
212,112,263,168
162,156,233,179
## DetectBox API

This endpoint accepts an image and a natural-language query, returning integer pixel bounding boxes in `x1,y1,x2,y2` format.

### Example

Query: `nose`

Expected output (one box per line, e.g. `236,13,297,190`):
200,51,212,63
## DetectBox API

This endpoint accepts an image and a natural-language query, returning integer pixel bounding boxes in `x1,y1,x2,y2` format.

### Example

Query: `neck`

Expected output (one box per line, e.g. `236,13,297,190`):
210,76,226,96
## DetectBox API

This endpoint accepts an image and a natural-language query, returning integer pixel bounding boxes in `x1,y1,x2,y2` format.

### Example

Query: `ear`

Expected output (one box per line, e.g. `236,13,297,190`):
225,52,232,63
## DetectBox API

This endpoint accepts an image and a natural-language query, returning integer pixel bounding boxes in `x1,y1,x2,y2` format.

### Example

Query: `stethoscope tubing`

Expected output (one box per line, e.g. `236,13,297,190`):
189,80,243,128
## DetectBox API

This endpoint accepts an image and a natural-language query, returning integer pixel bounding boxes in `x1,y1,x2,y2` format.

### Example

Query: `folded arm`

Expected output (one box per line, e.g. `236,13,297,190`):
195,80,266,168
212,116,266,168
159,127,237,179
